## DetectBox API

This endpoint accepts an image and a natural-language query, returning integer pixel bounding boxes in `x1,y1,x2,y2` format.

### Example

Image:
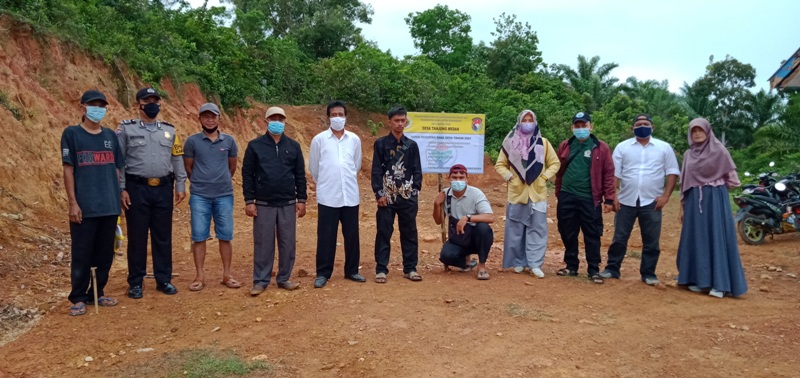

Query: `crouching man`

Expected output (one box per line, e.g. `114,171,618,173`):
432,164,495,280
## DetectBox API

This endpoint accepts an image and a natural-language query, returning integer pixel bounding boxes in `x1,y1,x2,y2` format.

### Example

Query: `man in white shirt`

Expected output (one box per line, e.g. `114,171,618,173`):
600,114,680,285
309,101,365,288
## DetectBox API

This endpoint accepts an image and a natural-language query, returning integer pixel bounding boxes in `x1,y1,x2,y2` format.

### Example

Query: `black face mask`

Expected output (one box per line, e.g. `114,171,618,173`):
140,103,161,119
202,126,218,134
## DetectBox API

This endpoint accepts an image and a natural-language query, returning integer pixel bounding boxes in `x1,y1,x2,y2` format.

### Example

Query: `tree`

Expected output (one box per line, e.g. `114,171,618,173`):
225,0,373,58
555,55,620,113
486,13,544,87
747,89,784,129
405,5,472,72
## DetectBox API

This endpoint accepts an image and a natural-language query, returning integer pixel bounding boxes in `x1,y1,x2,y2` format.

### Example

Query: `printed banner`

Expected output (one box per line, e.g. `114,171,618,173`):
404,112,486,174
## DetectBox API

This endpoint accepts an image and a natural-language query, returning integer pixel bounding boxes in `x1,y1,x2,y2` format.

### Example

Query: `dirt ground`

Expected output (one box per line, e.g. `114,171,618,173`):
1,180,799,377
0,15,799,378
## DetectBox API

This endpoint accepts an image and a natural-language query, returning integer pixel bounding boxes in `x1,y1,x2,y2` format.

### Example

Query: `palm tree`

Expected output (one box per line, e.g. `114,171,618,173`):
747,89,784,129
555,55,620,112
623,77,683,118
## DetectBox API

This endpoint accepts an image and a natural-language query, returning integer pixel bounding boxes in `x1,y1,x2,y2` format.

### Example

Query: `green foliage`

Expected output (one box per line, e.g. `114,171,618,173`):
555,55,621,113
487,13,544,87
367,119,383,136
0,91,23,120
405,5,472,71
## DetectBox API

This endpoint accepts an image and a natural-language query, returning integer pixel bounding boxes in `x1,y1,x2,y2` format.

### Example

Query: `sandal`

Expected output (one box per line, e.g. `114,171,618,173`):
557,268,578,277
460,259,478,272
477,270,490,280
88,297,119,306
375,273,387,284
404,271,422,281
69,302,86,316
589,273,605,284
221,276,241,289
189,281,205,291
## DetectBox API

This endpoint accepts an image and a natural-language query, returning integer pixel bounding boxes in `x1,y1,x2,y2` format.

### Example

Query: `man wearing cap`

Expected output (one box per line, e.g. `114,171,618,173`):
554,112,615,284
600,114,680,285
183,103,240,291
432,164,495,280
371,106,423,283
308,100,365,289
117,87,187,298
242,106,307,295
62,90,124,316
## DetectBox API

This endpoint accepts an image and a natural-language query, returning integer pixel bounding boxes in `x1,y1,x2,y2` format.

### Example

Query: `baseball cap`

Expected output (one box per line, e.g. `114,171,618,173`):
632,113,652,124
80,90,108,105
265,106,286,118
449,164,468,175
136,87,161,102
572,112,591,124
199,103,220,116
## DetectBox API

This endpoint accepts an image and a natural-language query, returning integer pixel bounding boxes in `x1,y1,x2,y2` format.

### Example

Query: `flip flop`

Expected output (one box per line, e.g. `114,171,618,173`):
589,273,605,284
221,276,241,289
477,270,490,280
189,281,205,291
375,273,387,284
69,302,86,316
404,271,422,281
87,297,119,306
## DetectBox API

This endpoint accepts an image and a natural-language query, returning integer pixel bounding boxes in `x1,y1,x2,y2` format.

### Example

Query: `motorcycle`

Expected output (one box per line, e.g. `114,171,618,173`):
735,163,800,245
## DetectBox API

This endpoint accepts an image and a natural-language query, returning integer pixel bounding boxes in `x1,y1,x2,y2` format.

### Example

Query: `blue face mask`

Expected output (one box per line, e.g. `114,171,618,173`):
634,126,652,139
85,106,106,123
573,128,590,140
268,121,284,135
450,180,467,192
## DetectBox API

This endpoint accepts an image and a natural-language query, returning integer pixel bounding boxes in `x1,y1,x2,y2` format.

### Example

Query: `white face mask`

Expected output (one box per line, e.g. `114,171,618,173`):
330,117,346,131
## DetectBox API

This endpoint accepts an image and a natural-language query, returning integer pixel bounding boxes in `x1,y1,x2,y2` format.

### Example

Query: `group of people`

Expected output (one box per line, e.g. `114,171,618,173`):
60,88,748,316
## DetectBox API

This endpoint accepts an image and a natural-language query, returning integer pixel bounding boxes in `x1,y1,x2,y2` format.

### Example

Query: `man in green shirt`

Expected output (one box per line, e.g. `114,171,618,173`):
554,112,616,284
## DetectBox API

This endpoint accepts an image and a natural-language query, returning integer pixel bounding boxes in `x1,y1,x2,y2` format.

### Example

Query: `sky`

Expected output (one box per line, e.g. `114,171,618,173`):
190,0,798,93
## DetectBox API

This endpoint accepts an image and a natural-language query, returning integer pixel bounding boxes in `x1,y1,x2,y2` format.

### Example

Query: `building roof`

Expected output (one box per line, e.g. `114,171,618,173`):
769,47,800,90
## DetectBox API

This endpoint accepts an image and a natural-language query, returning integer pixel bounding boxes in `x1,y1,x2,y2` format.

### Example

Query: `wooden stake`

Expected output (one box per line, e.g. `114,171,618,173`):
90,267,99,315
439,174,446,243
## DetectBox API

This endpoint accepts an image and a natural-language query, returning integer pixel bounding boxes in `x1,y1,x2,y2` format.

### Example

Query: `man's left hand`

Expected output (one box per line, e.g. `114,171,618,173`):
174,191,186,206
655,194,670,210
296,202,306,218
456,216,468,234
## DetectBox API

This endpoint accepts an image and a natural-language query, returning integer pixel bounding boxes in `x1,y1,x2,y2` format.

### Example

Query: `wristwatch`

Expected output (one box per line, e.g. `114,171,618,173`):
466,214,472,222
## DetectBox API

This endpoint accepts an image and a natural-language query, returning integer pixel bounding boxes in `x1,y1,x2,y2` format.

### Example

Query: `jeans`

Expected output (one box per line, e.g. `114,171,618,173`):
189,194,234,242
605,200,663,279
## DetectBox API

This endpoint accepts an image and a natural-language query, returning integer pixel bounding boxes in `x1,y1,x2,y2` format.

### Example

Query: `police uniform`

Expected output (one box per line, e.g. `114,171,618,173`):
117,118,187,291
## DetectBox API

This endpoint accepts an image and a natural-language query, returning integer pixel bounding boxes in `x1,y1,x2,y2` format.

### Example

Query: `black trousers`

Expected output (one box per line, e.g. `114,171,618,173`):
125,179,174,287
375,197,418,274
605,200,663,279
316,204,360,279
439,222,493,268
557,191,603,275
69,215,118,304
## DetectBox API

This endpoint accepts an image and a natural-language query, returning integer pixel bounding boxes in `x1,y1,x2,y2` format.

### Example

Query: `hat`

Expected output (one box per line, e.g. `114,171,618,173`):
265,106,286,118
449,164,468,175
199,103,220,116
135,87,161,102
80,90,108,105
572,112,591,124
632,113,652,124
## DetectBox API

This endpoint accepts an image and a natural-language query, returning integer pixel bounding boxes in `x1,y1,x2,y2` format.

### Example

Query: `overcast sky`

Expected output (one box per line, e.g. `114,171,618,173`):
191,0,798,92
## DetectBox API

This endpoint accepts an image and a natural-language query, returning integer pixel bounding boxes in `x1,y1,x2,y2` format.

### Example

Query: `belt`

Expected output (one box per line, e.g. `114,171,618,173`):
127,174,174,187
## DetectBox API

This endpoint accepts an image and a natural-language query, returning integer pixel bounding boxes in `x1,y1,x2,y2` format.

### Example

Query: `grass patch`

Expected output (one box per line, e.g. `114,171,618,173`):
0,91,22,121
628,250,642,259
130,349,271,378
506,303,552,321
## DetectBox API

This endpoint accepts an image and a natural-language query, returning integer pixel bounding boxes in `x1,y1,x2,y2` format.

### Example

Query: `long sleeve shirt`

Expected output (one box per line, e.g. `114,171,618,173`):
371,133,422,204
309,129,362,207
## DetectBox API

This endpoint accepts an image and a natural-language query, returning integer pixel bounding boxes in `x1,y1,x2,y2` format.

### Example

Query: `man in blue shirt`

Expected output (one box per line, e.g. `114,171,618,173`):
183,103,240,291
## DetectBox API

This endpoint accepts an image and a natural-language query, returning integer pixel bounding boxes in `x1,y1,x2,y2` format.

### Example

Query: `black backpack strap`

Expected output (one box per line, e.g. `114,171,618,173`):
444,188,452,217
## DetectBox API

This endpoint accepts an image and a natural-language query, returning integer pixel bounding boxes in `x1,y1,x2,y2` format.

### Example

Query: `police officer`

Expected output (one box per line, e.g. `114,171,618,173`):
117,87,187,298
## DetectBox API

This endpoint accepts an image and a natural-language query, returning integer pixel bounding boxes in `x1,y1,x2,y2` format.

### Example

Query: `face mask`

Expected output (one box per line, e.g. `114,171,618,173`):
330,117,346,131
140,103,160,119
519,122,535,134
450,180,467,192
633,126,653,139
573,128,590,140
268,121,284,135
85,106,106,123
202,126,218,134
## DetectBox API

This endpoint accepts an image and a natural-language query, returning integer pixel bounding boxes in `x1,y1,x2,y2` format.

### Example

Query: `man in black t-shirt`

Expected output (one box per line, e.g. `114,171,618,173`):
61,90,124,316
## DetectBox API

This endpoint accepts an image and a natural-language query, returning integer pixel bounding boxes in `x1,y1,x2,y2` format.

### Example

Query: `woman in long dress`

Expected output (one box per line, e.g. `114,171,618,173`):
676,118,748,298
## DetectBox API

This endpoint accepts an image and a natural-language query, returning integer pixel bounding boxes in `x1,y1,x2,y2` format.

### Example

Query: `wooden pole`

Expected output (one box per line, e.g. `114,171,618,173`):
90,267,99,315
439,173,447,243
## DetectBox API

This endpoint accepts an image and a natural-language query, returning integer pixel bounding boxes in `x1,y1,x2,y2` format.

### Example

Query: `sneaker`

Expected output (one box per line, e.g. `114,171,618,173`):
277,281,300,291
599,270,618,279
643,277,660,286
530,268,545,279
688,285,702,292
314,276,328,288
709,289,724,298
250,284,266,296
512,266,524,274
